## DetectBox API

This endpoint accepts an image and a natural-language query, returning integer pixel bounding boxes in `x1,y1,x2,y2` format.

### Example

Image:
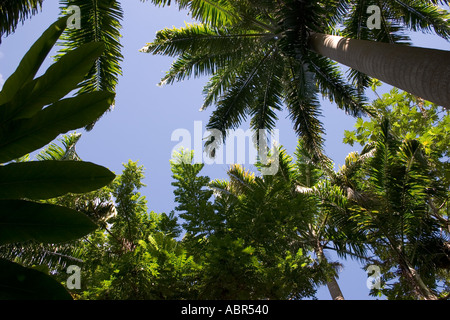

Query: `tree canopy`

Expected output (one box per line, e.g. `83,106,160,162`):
0,1,448,301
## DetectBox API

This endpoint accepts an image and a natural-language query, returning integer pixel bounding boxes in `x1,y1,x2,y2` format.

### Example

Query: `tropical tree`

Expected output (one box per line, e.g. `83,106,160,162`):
339,89,449,299
344,121,447,299
142,0,450,162
171,148,327,299
170,145,376,300
75,161,197,300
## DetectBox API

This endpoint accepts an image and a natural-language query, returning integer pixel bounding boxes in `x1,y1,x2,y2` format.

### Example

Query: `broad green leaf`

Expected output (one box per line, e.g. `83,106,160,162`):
3,42,106,121
0,16,69,106
0,160,115,200
0,90,115,163
0,258,72,300
0,199,97,245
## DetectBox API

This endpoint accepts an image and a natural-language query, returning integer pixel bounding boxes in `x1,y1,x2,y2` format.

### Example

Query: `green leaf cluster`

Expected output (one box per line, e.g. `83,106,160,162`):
0,17,115,299
69,161,198,300
170,148,329,299
340,90,449,299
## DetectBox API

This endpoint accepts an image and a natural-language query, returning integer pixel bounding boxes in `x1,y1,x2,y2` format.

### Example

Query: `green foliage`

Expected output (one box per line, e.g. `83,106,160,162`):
57,0,124,130
0,0,43,43
170,148,327,299
0,17,115,299
344,88,450,171
68,160,198,300
339,92,450,299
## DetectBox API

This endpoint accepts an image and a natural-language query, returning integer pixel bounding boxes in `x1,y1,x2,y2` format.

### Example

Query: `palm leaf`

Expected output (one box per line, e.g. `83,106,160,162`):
387,0,450,39
306,52,369,118
283,59,326,163
36,132,82,161
0,0,43,43
248,50,284,136
206,45,278,137
142,23,271,57
57,0,124,130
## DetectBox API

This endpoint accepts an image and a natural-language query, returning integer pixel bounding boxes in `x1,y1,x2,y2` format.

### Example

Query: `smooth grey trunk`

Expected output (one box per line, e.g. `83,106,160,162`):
308,33,450,109
326,276,345,301
316,245,345,300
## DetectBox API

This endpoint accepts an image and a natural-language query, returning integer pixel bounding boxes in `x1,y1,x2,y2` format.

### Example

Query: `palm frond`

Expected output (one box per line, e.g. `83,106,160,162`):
283,59,327,163
387,0,450,40
342,0,411,44
141,0,240,27
294,138,326,187
142,23,271,56
341,0,411,91
0,0,43,43
201,66,239,111
206,45,278,138
248,50,284,136
306,52,369,118
188,0,241,27
226,163,256,195
57,0,124,130
36,132,82,161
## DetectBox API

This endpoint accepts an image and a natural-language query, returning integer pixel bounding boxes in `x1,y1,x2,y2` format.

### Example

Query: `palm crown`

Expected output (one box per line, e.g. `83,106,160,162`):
142,0,450,162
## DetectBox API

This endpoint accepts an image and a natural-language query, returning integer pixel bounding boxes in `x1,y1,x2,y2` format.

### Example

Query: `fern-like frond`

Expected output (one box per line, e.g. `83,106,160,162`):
57,0,124,130
0,0,43,43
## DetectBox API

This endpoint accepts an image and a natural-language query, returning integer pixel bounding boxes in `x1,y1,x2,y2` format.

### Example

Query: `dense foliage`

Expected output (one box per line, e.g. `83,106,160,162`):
0,17,115,299
0,1,448,300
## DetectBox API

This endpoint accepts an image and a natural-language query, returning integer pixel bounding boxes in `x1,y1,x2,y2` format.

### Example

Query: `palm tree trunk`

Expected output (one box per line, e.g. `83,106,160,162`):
326,276,345,301
308,33,450,109
316,244,345,300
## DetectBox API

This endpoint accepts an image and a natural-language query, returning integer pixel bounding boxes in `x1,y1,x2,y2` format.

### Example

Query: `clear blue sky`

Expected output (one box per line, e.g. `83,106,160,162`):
0,1,448,300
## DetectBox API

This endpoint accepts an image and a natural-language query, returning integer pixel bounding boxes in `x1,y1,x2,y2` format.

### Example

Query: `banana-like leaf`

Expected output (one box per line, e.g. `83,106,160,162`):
0,258,72,300
0,16,69,106
2,42,106,121
0,90,115,163
0,160,115,200
0,199,97,245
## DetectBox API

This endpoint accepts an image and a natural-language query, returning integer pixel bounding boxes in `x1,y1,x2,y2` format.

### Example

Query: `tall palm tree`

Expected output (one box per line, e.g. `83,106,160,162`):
142,0,450,161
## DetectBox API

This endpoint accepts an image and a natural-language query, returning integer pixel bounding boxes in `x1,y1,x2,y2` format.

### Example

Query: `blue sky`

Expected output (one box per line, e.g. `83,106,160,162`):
0,1,448,300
